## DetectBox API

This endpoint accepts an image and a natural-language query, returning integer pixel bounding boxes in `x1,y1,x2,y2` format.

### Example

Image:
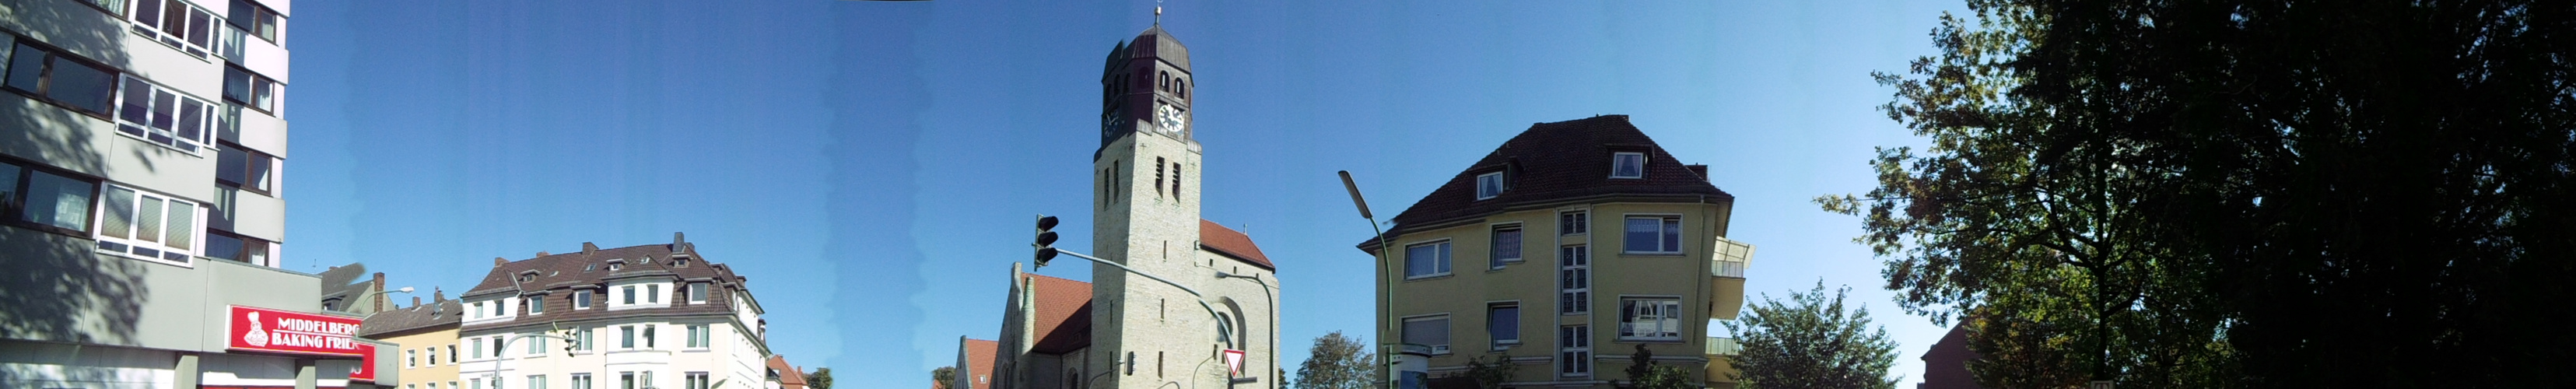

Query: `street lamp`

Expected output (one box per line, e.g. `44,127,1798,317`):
351,286,415,313
1215,272,1275,389
1337,170,1397,389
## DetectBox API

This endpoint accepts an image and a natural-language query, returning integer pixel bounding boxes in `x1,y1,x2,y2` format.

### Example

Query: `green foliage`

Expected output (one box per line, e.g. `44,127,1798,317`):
1619,345,1699,389
806,367,832,389
1831,0,2576,386
1723,282,1898,389
931,366,954,389
1297,331,1381,389
1442,352,1518,389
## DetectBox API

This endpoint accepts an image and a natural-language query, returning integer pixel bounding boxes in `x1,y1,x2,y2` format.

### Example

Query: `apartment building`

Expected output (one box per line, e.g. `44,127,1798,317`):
1357,115,1755,388
452,233,768,389
0,0,399,387
360,293,465,389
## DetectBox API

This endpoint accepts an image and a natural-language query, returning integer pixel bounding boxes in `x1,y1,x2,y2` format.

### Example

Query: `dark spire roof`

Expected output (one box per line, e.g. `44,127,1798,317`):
1358,115,1733,251
1124,26,1189,71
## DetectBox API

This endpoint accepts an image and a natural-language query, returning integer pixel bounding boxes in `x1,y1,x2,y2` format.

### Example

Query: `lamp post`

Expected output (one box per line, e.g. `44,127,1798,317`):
349,286,415,314
1215,272,1274,389
1337,170,1397,389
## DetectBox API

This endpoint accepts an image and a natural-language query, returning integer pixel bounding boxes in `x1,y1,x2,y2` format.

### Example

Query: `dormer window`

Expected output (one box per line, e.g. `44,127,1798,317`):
673,258,689,268
1610,152,1646,179
584,263,597,272
1476,172,1505,200
608,263,623,272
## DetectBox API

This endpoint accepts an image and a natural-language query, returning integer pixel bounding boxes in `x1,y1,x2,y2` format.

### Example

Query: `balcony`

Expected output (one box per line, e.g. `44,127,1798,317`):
1705,336,1741,356
1707,336,1743,387
1709,237,1756,321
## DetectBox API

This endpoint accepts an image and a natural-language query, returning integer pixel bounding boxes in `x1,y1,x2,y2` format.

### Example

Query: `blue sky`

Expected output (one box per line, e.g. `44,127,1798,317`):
287,0,1959,385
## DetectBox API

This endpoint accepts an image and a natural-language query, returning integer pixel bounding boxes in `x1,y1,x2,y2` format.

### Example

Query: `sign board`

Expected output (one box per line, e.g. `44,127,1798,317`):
1222,349,1246,376
226,306,366,357
349,343,378,382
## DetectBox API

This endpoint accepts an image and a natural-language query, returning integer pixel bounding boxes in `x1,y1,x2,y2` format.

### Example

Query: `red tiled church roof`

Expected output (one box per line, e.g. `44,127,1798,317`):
1199,220,1274,269
961,338,1000,389
1025,273,1094,354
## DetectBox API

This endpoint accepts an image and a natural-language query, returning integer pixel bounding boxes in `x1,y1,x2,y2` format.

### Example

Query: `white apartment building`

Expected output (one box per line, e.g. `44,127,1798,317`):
0,0,401,387
454,234,769,389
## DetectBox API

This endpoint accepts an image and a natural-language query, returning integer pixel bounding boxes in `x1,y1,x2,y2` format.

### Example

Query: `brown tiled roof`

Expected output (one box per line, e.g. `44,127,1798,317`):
961,338,1000,389
457,237,757,331
769,355,808,389
1198,220,1274,269
358,299,462,338
1357,115,1732,252
1024,273,1093,354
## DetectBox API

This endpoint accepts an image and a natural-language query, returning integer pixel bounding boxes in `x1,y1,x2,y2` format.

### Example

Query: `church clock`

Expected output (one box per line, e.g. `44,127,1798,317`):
1156,103,1187,135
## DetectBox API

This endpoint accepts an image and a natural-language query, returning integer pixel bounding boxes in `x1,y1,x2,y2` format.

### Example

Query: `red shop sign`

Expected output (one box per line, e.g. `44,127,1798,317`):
227,306,366,357
349,343,377,382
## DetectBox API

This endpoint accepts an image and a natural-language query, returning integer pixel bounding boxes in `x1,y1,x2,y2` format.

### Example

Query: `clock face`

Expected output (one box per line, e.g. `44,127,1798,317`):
1156,103,1187,134
1103,111,1120,133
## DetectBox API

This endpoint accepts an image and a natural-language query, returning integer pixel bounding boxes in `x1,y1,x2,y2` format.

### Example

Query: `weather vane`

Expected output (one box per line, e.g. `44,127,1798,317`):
1155,0,1163,26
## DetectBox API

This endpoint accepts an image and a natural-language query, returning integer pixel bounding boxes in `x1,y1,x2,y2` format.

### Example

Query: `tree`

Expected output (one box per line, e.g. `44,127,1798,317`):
1830,0,2576,386
1442,352,1518,389
806,367,833,389
1296,331,1380,389
1722,282,1899,389
1621,345,1698,389
931,366,954,389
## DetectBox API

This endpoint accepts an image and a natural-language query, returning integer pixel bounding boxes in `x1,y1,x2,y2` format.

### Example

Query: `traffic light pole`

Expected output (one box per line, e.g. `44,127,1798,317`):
1046,249,1235,351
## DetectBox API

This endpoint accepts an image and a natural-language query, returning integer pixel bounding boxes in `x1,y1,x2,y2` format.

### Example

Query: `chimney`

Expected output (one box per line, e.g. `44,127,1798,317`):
373,272,388,313
674,232,687,246
433,288,446,302
583,242,599,254
412,296,422,308
537,251,549,258
494,257,506,266
1686,164,1710,182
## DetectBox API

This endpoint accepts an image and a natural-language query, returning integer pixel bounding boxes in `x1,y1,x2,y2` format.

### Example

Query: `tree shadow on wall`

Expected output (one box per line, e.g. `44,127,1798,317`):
0,0,149,356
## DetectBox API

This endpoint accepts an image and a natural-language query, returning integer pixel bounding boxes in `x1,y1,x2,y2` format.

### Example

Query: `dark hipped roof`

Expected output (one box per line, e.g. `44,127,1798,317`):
359,299,462,338
457,238,756,331
1199,220,1274,269
1358,115,1732,252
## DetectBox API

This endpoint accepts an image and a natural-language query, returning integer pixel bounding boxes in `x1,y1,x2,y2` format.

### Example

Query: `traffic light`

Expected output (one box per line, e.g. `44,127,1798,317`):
1033,215,1061,267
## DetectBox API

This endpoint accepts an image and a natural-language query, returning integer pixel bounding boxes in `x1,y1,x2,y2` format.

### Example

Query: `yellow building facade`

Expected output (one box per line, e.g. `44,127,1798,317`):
1361,115,1754,388
361,297,464,389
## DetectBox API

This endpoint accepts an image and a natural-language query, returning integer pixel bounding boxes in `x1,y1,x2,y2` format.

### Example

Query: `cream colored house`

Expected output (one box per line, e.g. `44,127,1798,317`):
363,295,465,389
452,233,769,389
1358,115,1754,388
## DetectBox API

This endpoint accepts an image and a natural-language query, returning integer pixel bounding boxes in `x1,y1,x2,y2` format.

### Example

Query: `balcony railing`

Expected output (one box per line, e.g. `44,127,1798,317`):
1707,336,1742,356
1715,261,1747,278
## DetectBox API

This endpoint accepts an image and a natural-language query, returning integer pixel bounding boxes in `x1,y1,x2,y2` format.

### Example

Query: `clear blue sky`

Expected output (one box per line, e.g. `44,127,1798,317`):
286,0,1960,385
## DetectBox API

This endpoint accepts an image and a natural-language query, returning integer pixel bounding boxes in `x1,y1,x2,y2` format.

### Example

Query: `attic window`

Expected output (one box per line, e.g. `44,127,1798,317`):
673,258,689,268
608,263,623,272
1476,172,1505,200
584,264,597,272
518,274,536,282
1610,152,1646,179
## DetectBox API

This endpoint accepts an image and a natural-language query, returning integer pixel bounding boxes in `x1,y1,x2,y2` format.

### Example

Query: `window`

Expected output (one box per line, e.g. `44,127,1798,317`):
527,334,545,355
96,184,200,265
1618,297,1684,341
203,230,272,265
1155,156,1165,197
228,0,282,43
407,349,417,368
75,0,126,16
216,143,278,194
575,328,595,352
608,263,622,271
1403,241,1452,279
7,41,119,116
643,325,656,348
1610,152,1645,179
1559,324,1592,377
1560,210,1588,235
117,77,217,153
647,284,660,303
429,347,439,365
128,0,217,58
686,324,708,349
1490,225,1522,268
622,286,636,304
1401,315,1451,355
685,373,710,389
1475,172,1503,200
1559,245,1591,314
471,337,483,359
571,374,592,389
3,162,98,236
620,326,635,349
527,375,547,389
1624,216,1683,254
448,345,457,363
620,372,635,389
577,290,594,308
223,65,279,114
1488,303,1521,348
1171,163,1181,198
689,282,707,303
470,379,482,389
527,296,545,314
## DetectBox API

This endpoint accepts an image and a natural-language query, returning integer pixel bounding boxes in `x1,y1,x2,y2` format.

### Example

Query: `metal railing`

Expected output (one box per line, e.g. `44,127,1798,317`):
1706,337,1742,356
1714,261,1747,279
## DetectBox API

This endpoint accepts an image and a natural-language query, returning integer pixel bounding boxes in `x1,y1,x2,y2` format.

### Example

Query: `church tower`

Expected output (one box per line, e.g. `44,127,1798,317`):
1086,22,1277,389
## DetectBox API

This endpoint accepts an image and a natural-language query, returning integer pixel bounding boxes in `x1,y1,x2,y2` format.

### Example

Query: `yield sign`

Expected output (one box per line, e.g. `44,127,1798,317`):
1222,349,1247,375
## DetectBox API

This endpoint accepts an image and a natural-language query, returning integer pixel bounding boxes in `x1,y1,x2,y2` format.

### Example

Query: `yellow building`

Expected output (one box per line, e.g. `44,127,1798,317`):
1358,115,1754,388
360,294,465,389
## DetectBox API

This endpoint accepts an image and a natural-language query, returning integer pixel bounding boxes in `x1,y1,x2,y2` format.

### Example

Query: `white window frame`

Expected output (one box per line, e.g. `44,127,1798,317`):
685,324,709,349
1474,172,1503,200
470,336,484,359
93,184,202,267
1559,324,1593,377
574,327,595,352
114,75,216,154
1559,209,1588,235
526,333,546,356
576,290,594,308
622,286,636,305
620,325,635,349
526,296,544,314
1617,296,1685,342
126,0,219,58
1610,152,1645,179
1490,223,1523,269
688,282,707,303
1400,314,1453,356
685,373,710,389
570,373,592,389
1488,301,1522,349
527,375,547,389
407,349,416,368
1403,240,1453,279
647,284,660,303
1621,215,1684,254
1559,245,1590,315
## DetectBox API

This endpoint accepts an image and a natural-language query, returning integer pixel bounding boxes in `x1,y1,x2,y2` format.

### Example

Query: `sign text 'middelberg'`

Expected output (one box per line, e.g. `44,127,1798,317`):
228,306,366,356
